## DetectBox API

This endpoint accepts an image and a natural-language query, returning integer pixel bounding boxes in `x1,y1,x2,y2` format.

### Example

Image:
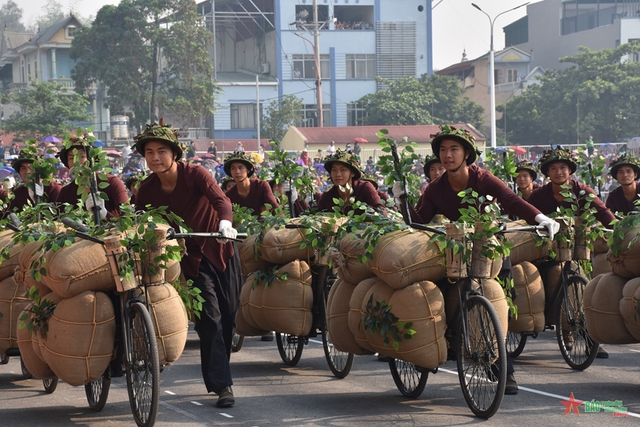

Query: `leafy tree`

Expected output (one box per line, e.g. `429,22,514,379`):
32,0,65,31
0,1,26,32
498,43,640,145
0,79,91,139
261,95,303,143
354,74,484,128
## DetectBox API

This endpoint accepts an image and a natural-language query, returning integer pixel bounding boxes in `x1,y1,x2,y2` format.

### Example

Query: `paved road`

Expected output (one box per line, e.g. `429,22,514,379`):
1,326,639,426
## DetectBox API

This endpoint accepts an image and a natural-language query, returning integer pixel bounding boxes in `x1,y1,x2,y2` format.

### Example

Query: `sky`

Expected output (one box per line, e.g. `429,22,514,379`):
18,0,533,71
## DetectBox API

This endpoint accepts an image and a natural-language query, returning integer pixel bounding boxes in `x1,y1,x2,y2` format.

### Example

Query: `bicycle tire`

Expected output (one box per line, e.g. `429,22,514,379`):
457,295,506,419
125,302,160,427
506,331,527,359
231,333,244,353
20,357,32,379
0,353,9,364
42,377,58,394
388,358,428,398
85,366,111,412
276,332,304,366
321,277,354,378
555,275,598,370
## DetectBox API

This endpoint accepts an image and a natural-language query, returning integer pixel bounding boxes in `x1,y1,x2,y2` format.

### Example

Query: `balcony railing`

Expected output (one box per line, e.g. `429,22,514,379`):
51,78,75,90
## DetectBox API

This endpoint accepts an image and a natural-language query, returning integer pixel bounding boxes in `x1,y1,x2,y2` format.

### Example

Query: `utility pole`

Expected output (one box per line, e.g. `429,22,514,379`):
256,74,261,144
313,0,323,127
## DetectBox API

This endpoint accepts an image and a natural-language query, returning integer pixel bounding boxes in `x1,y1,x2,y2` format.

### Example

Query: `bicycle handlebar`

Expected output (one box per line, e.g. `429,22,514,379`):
61,217,105,244
165,228,247,242
409,223,446,235
6,213,21,232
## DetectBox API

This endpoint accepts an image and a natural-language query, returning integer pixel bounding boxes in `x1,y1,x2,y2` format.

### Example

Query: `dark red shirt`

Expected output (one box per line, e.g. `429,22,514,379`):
55,175,128,218
225,178,279,214
316,179,384,213
135,162,234,277
528,180,615,227
605,185,639,215
413,165,541,224
9,182,62,211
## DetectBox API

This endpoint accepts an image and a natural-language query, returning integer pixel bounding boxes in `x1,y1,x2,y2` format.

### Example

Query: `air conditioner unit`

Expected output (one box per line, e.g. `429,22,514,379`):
261,63,270,74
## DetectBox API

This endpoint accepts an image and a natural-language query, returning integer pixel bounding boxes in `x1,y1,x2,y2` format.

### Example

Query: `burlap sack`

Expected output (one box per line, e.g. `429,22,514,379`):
368,229,445,289
592,253,611,277
0,276,31,353
584,273,639,344
13,240,52,297
260,260,313,336
593,236,609,255
366,281,447,369
445,279,508,340
236,275,267,336
505,221,552,265
145,283,188,366
0,231,25,282
40,291,115,386
619,277,640,341
336,232,375,284
248,275,275,332
260,226,313,265
238,234,269,277
40,238,114,298
509,262,545,333
607,225,640,279
347,277,379,353
16,293,63,380
327,278,371,355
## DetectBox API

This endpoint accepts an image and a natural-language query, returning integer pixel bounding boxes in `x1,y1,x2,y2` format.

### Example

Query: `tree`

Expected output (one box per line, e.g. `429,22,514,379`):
498,43,640,145
0,1,26,32
1,79,91,139
261,95,304,143
32,0,64,31
354,74,484,129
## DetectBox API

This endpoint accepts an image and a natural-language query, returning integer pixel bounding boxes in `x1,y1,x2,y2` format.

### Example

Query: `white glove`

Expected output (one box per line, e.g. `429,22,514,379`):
86,196,108,220
290,185,299,203
535,214,559,241
27,183,44,202
392,181,404,198
217,219,237,243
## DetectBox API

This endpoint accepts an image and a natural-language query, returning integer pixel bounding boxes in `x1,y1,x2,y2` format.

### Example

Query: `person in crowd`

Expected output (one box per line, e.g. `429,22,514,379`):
586,136,595,157
234,142,244,153
122,155,142,174
208,141,217,158
186,144,197,159
8,142,20,156
220,176,235,193
417,154,445,209
528,146,613,359
315,150,384,214
353,141,361,156
8,150,61,211
121,143,132,163
394,125,560,395
269,179,309,217
55,135,129,220
605,154,640,214
124,172,144,205
361,173,391,206
326,141,336,155
315,149,324,165
133,121,241,408
299,148,310,167
515,160,542,201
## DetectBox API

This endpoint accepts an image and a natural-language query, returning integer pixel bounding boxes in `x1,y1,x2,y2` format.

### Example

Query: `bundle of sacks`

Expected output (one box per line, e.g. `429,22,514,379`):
7,223,188,385
507,261,546,334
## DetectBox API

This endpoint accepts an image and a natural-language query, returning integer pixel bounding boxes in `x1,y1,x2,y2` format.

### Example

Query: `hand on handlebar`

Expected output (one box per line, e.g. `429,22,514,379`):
217,219,238,244
535,214,559,241
86,196,107,220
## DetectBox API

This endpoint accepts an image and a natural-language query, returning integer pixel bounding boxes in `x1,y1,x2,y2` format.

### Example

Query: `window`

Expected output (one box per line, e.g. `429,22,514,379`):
346,54,376,79
66,25,77,38
230,103,262,129
297,104,331,127
494,69,504,85
292,54,330,79
507,69,518,83
347,103,367,126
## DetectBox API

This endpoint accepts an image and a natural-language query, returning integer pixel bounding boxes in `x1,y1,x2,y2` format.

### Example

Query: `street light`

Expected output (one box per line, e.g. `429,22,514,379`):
472,2,529,148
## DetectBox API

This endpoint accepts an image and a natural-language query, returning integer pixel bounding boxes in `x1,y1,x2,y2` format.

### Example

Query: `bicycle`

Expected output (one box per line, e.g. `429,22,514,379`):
505,219,600,371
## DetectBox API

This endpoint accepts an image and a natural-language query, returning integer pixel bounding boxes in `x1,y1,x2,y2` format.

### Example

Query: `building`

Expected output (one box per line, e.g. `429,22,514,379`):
198,0,433,140
0,15,108,139
506,0,640,71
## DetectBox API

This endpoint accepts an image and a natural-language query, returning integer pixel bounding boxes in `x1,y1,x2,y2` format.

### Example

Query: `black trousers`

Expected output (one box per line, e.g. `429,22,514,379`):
187,246,242,394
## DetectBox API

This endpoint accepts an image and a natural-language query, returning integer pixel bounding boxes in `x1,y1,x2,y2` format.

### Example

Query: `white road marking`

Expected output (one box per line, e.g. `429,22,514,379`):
190,400,203,406
165,390,176,395
160,401,208,423
220,412,234,418
308,338,323,345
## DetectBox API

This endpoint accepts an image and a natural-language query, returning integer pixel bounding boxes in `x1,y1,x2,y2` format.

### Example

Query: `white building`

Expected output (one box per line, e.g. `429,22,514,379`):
197,0,433,140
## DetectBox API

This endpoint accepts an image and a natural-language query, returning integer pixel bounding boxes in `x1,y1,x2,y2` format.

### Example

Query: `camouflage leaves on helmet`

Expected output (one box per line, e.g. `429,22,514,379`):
539,146,577,176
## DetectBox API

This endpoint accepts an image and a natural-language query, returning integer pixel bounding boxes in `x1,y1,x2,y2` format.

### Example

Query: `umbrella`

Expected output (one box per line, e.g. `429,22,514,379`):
598,142,616,154
314,163,326,172
627,137,640,150
202,153,216,159
41,135,61,143
352,137,368,143
510,146,526,155
250,152,264,164
492,147,509,153
191,156,203,163
93,140,105,148
106,150,122,158
0,166,15,180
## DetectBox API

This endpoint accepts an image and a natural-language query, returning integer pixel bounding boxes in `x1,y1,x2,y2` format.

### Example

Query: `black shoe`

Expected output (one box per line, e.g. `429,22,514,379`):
261,332,274,342
596,347,609,359
505,374,519,395
216,386,235,408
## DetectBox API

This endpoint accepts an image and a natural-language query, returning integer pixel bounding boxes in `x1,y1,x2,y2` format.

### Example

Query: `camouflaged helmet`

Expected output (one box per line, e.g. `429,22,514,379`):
361,173,379,190
58,134,95,168
538,146,577,176
609,154,640,179
422,154,442,177
12,150,36,171
125,171,146,191
515,160,538,182
430,125,480,165
323,149,363,180
223,151,256,177
133,119,185,161
220,176,236,191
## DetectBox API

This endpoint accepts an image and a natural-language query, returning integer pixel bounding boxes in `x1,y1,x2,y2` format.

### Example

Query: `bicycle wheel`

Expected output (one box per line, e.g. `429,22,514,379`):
231,333,244,353
555,275,598,370
42,377,58,394
85,366,111,412
0,353,9,364
20,358,32,379
125,302,160,427
457,295,506,419
506,331,527,359
388,358,428,398
275,333,304,366
321,277,354,378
